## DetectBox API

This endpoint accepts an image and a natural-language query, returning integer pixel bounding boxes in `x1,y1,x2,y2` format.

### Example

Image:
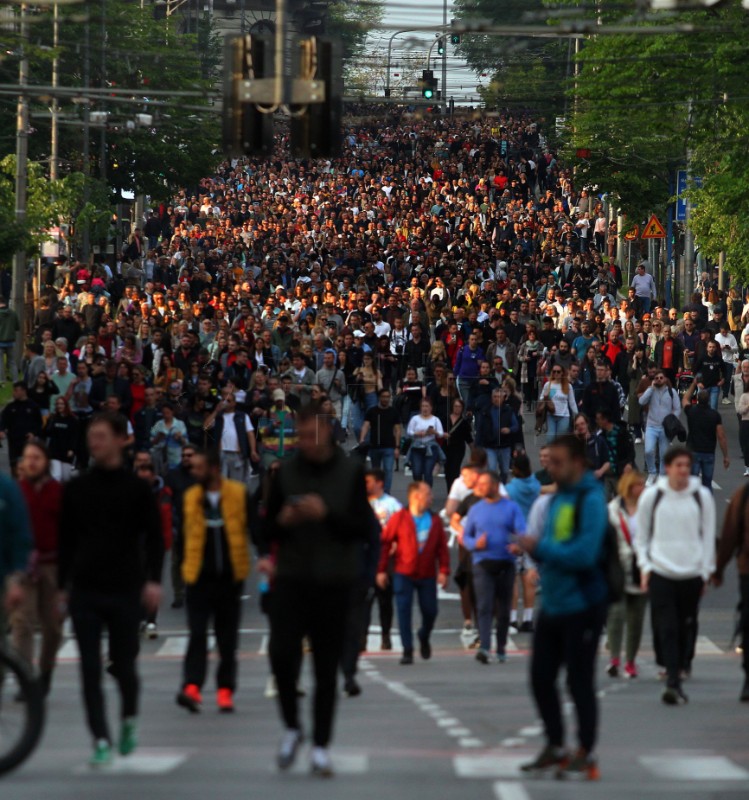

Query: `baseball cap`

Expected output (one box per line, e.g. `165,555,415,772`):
353,330,365,339
272,388,286,402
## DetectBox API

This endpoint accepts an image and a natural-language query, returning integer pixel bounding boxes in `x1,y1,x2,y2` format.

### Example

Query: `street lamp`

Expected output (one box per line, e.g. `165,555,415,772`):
385,29,416,98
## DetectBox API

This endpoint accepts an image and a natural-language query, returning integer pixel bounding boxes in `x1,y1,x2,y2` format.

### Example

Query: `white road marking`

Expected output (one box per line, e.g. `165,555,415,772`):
454,754,527,778
258,634,268,656
458,738,485,748
501,738,526,748
640,754,749,781
154,635,214,658
494,782,531,800
57,640,80,660
437,587,462,601
518,726,542,738
446,728,472,737
365,633,403,653
73,750,188,775
695,636,723,655
436,718,460,727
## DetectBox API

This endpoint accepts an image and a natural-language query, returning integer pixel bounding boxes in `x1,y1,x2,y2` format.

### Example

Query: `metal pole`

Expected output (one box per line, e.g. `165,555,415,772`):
718,251,725,292
441,0,447,114
99,0,107,183
385,29,416,99
12,2,29,349
627,241,631,287
683,101,694,301
616,209,624,268
82,12,91,261
50,2,59,182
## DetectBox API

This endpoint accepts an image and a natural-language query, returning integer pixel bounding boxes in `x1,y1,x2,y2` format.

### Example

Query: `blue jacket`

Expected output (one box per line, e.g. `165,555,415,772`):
0,473,33,581
506,475,541,522
454,345,485,380
463,497,526,565
533,471,608,616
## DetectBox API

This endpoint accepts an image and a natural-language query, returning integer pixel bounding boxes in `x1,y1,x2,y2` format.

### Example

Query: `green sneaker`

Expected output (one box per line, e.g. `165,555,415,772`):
119,718,138,756
90,739,113,767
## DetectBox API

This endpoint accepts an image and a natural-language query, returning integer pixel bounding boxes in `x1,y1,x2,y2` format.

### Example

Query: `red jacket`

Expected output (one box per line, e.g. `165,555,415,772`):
20,478,63,562
379,509,450,581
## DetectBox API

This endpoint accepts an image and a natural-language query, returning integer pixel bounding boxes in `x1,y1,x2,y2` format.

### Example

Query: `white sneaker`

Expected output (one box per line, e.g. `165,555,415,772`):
277,729,303,771
634,437,642,444
722,397,732,405
744,468,749,478
264,675,278,699
145,623,158,640
645,474,657,487
311,746,334,777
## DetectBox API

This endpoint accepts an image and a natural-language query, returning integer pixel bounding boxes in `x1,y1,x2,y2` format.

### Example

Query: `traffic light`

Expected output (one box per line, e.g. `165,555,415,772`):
450,32,461,45
421,69,437,100
437,37,445,55
222,34,275,158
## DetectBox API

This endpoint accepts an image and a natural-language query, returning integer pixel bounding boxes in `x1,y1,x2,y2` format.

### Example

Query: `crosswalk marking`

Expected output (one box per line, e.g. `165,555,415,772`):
454,754,528,779
695,635,724,655
639,754,749,781
73,750,188,775
494,783,531,800
365,632,403,653
154,635,215,658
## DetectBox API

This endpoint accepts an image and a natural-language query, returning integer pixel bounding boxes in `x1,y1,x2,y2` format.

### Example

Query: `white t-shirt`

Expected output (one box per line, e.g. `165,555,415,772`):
407,414,443,446
220,412,253,453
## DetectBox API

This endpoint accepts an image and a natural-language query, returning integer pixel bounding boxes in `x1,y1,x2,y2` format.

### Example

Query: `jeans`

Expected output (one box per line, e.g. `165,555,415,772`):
638,297,652,315
392,574,438,655
221,451,247,484
456,377,476,403
473,561,515,655
269,579,351,747
723,363,735,398
707,385,720,410
486,447,512,483
369,447,395,494
649,573,703,690
606,593,648,664
409,446,437,486
0,341,16,384
691,451,715,490
530,603,606,752
183,577,242,691
341,579,370,681
644,424,669,476
70,588,141,742
351,392,378,440
547,414,570,442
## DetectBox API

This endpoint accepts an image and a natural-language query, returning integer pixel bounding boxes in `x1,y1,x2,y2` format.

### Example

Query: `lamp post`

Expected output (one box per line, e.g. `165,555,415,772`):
385,29,416,98
13,2,29,347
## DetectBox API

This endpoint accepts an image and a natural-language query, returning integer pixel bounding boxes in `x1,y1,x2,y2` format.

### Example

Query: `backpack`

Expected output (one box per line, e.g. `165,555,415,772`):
574,490,625,605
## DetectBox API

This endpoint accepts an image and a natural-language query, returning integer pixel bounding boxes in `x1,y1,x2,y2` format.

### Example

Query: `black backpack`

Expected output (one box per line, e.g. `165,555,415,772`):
574,490,626,605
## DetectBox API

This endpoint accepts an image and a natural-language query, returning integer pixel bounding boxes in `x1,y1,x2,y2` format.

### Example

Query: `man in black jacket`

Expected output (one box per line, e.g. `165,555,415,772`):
0,381,43,473
258,403,370,777
59,412,164,767
582,361,621,422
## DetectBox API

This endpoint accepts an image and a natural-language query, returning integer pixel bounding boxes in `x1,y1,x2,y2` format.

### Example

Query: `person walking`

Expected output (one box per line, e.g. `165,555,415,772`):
359,388,401,494
539,365,577,441
635,445,715,705
377,481,450,665
0,381,44,475
204,389,259,483
462,471,526,664
59,412,164,766
258,405,370,776
605,470,648,680
681,380,729,490
0,295,20,385
475,387,519,483
405,398,444,487
713,482,749,701
639,369,681,485
733,360,749,476
11,442,63,696
631,264,656,315
513,434,609,780
365,468,402,651
165,444,198,609
0,470,32,652
175,447,252,715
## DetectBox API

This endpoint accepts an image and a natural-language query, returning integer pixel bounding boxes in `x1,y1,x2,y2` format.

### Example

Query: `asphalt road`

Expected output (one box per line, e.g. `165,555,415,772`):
1,405,747,798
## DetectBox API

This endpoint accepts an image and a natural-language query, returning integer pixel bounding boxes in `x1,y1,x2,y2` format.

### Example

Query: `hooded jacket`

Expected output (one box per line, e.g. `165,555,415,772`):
0,305,20,342
635,475,715,582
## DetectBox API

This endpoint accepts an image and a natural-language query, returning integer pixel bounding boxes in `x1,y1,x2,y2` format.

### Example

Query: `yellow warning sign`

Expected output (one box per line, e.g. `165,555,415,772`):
624,225,639,241
641,214,666,240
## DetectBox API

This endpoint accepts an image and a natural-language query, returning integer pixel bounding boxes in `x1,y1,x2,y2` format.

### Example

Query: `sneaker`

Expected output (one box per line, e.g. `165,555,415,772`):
217,688,235,713
520,745,568,774
475,649,490,665
509,620,519,633
722,397,732,405
624,661,638,679
277,728,303,771
264,675,278,699
740,679,749,703
519,621,534,634
381,633,392,651
662,687,688,705
634,437,643,444
90,739,113,767
497,653,507,664
606,659,620,678
310,746,334,777
469,635,481,650
418,631,432,660
646,474,657,487
145,623,158,640
118,718,138,756
400,652,414,665
344,678,362,697
557,748,600,781
744,468,749,478
176,683,202,713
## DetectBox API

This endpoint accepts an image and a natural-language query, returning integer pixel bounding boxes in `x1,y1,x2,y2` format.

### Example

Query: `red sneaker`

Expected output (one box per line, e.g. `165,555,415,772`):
176,683,202,713
624,661,638,679
217,688,235,713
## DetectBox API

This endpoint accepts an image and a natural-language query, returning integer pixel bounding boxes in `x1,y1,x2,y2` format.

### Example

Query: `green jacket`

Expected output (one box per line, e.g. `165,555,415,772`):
0,474,32,581
0,307,20,342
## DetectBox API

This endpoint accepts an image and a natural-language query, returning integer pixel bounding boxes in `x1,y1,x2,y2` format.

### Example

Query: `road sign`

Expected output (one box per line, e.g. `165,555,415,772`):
641,214,666,239
624,225,639,241
676,169,702,222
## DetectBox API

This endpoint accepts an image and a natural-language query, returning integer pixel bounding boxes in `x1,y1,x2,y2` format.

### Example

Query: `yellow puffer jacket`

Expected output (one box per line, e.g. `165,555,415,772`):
182,480,251,584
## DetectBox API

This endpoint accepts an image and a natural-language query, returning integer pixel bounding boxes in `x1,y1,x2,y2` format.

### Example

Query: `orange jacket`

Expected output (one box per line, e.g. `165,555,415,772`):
379,509,450,581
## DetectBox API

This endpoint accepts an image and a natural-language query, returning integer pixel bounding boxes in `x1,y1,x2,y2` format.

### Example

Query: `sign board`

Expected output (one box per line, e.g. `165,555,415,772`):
641,214,666,240
624,225,639,241
676,169,703,222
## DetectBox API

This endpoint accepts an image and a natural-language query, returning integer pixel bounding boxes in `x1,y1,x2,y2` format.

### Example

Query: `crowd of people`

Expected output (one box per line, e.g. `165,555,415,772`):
1,107,748,781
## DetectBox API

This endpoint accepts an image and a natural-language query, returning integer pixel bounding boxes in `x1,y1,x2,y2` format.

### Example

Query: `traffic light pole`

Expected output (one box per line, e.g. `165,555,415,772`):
441,0,447,113
385,29,417,98
13,3,29,347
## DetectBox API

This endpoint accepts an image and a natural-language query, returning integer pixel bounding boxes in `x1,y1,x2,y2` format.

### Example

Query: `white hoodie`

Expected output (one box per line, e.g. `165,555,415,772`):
635,475,716,582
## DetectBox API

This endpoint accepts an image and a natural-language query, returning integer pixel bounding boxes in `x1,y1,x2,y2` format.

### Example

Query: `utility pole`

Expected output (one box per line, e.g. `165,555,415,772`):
82,12,91,261
100,0,107,183
50,2,59,181
13,3,29,347
441,0,447,114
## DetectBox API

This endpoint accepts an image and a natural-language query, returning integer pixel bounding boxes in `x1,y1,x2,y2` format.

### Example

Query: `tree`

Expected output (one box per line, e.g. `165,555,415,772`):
327,0,384,68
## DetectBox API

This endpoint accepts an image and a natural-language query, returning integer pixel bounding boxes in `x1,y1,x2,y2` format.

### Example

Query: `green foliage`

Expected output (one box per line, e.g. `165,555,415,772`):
328,0,384,66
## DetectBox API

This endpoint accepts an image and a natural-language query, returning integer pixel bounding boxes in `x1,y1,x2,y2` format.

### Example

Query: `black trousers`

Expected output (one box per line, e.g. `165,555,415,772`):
171,532,185,603
269,579,350,747
741,575,749,675
365,581,393,640
530,603,606,753
70,588,141,742
341,580,370,680
649,573,703,690
183,577,242,691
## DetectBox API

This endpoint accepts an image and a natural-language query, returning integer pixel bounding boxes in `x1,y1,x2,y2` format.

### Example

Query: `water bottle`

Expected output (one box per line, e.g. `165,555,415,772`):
258,574,270,595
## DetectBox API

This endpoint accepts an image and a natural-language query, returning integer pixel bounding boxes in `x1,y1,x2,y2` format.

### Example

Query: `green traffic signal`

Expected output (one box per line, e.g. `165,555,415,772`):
450,33,461,45
437,38,445,55
424,87,434,99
